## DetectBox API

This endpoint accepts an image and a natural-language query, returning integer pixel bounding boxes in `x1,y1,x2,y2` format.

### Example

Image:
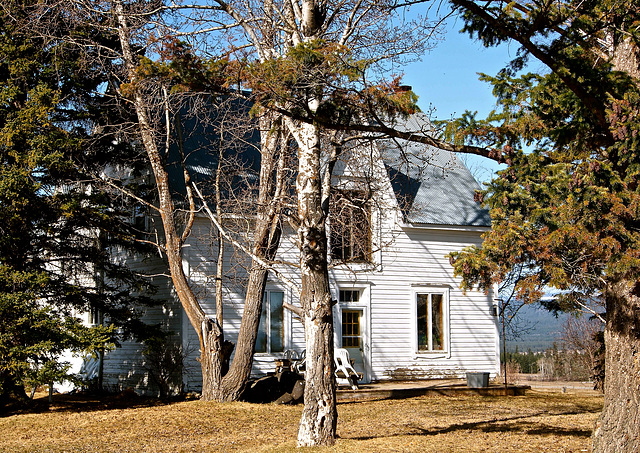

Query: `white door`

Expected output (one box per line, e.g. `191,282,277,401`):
340,307,369,383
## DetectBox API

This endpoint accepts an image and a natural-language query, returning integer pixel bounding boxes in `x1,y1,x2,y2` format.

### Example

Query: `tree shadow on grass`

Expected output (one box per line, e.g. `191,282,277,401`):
1,390,183,418
348,411,595,441
413,418,593,438
525,424,593,437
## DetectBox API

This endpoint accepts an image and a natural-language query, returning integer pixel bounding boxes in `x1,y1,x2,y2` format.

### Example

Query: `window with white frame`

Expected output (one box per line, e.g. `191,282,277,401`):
415,290,448,353
256,290,284,353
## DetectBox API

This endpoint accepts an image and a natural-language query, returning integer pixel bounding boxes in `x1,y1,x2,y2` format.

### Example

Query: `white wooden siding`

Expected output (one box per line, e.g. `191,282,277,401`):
100,251,184,394
102,207,498,393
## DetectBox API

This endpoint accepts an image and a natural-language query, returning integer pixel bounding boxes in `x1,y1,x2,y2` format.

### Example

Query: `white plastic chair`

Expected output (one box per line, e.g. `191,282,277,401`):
334,348,359,390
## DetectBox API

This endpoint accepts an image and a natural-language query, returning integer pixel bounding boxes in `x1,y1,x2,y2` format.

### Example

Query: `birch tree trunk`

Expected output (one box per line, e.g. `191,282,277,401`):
294,117,337,447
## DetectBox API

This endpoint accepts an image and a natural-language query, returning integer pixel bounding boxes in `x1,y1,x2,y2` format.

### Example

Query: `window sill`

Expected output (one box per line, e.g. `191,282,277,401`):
329,261,379,272
412,351,451,360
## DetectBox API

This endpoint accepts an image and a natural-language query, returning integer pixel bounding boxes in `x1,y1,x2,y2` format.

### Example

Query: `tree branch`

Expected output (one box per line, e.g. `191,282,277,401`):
95,172,161,213
192,183,301,297
450,0,613,139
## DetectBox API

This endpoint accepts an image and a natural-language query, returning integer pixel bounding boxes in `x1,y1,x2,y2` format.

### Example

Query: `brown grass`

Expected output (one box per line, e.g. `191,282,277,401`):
0,389,603,452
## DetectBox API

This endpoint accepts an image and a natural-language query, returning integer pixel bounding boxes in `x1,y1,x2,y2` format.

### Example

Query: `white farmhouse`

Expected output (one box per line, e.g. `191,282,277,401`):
90,109,499,394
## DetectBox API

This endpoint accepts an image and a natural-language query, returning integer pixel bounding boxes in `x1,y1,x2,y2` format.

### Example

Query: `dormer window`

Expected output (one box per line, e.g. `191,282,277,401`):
330,190,371,263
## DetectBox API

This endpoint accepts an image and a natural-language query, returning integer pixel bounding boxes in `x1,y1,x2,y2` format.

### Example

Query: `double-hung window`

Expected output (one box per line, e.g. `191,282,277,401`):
415,290,448,353
330,190,371,263
256,290,284,353
89,307,103,326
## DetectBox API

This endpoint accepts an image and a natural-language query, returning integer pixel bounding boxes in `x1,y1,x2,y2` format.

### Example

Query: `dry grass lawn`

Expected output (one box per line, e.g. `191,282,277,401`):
0,388,603,452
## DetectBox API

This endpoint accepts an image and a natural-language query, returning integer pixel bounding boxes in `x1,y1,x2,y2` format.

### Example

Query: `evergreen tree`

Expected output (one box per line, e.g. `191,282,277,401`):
0,1,155,405
445,0,639,450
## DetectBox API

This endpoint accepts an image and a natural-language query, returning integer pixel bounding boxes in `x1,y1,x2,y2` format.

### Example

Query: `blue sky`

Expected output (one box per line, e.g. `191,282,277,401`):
401,17,520,182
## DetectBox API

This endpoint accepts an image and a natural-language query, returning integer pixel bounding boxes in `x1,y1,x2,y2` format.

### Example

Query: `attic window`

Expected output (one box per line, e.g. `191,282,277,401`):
330,190,371,263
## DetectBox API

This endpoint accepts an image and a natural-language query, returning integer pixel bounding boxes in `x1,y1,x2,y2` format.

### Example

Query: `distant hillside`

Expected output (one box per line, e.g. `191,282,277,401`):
504,304,569,353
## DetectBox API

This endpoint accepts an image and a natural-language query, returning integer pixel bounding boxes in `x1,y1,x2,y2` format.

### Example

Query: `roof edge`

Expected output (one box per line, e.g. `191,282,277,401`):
399,222,491,233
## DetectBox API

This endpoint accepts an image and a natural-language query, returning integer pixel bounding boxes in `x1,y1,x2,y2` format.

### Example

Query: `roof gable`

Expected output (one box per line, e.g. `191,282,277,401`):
379,113,491,228
165,101,490,228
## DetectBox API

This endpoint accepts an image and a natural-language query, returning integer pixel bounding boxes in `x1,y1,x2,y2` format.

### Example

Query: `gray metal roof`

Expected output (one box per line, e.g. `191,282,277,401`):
379,113,491,228
167,100,490,228
166,98,262,200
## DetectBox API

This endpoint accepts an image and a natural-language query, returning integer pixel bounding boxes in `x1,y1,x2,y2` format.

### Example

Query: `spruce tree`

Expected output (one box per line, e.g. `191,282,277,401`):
445,0,640,450
0,1,155,405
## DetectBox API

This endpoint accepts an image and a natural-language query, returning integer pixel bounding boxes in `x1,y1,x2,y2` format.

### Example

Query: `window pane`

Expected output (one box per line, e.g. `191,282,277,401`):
342,310,360,348
340,290,359,303
351,204,371,261
431,294,444,351
331,219,347,260
256,293,267,353
270,292,284,353
417,294,428,351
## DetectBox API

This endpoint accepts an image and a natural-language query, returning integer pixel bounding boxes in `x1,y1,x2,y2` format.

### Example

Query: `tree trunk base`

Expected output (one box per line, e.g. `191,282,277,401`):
592,281,640,453
297,312,337,447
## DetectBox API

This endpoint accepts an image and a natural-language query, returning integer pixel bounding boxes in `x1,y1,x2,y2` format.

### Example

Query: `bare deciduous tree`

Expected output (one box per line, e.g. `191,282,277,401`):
170,1,444,443
561,315,604,386
24,0,459,445
17,0,298,403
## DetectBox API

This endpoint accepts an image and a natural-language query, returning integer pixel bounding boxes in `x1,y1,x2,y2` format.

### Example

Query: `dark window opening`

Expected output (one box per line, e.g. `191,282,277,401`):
330,190,371,263
417,292,445,352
